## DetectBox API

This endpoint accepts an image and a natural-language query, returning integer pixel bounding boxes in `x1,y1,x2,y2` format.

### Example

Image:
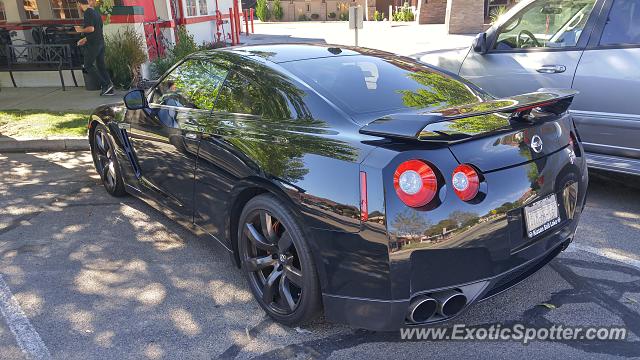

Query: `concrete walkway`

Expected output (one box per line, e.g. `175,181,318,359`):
0,87,125,112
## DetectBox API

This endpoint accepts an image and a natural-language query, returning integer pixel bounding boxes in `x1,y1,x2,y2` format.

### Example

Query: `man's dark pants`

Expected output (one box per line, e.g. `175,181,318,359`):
83,44,111,90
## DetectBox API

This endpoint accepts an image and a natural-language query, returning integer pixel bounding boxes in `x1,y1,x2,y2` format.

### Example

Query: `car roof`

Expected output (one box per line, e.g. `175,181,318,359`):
218,43,398,64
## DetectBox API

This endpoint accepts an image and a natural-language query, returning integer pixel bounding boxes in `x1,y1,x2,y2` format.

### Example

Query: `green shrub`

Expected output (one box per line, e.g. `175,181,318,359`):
373,10,384,21
173,26,198,59
199,41,227,50
149,55,176,80
311,13,319,20
339,12,348,21
392,3,414,21
328,12,336,19
150,26,199,79
104,28,147,89
95,0,114,24
256,0,271,21
272,0,284,20
298,14,309,21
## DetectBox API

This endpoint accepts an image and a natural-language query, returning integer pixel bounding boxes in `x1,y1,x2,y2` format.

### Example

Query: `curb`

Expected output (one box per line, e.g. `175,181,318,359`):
0,138,89,153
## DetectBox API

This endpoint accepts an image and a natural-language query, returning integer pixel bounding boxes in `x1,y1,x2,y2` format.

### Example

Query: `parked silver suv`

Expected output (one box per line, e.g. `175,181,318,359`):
419,0,640,175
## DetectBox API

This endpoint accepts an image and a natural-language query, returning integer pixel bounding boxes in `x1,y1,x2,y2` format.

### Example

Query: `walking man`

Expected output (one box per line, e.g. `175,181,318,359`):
75,0,114,96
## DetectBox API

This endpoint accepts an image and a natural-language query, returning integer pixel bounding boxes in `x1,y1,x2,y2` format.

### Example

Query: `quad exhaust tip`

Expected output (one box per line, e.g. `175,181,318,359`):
407,295,438,323
407,289,468,323
432,289,467,317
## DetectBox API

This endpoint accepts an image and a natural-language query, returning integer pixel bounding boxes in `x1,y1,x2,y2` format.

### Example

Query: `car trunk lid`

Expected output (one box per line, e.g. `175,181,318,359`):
359,89,577,172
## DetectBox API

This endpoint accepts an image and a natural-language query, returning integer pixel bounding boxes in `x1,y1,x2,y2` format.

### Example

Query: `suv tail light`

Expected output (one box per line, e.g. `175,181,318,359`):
393,160,438,208
452,164,480,202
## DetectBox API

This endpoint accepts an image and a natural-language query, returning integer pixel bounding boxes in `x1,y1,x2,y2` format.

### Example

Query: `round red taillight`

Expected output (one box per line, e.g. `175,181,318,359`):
393,160,438,208
452,164,480,202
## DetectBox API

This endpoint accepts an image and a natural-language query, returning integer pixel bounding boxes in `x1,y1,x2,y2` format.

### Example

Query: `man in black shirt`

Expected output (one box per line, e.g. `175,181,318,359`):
75,0,113,96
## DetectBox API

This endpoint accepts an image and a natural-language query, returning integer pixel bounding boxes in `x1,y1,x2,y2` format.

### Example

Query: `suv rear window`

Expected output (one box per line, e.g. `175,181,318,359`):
281,55,487,115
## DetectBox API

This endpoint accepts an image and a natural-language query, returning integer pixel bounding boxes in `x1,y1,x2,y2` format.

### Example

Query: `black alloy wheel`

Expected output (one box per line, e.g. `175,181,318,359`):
92,124,126,196
239,194,321,325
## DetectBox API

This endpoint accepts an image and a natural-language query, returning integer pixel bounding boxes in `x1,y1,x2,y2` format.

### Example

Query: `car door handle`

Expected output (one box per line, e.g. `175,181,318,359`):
536,65,566,74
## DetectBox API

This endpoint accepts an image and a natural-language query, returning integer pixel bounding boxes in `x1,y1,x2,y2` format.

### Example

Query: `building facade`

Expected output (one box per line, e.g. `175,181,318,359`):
0,0,240,85
266,0,518,34
0,0,239,55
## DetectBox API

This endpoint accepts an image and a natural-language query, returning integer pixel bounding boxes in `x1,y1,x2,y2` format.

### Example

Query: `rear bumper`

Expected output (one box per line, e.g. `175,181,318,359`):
323,226,573,331
320,139,588,331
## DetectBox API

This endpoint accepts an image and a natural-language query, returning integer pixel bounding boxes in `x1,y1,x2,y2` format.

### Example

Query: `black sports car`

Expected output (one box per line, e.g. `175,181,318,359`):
88,44,588,331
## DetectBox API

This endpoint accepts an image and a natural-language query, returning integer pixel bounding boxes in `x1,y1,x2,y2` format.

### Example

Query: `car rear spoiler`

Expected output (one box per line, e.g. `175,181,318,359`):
359,89,578,141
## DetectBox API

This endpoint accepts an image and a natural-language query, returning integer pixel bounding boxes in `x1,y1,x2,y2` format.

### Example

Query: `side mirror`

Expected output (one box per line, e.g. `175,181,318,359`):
123,89,148,110
472,32,488,54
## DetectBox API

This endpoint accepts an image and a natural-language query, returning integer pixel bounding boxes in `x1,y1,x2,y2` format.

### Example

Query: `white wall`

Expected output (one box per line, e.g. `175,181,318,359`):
179,0,239,45
103,22,146,40
185,21,217,45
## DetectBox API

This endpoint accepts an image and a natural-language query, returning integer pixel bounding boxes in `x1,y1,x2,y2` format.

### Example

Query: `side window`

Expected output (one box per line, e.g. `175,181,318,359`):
599,0,640,46
213,70,311,120
493,0,597,50
150,59,228,111
213,71,264,116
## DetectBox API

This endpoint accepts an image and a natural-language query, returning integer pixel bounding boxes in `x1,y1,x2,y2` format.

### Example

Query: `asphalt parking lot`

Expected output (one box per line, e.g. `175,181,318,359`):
0,151,639,359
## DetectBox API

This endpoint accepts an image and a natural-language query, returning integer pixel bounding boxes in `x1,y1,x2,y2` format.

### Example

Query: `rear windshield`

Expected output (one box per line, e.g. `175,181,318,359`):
281,55,488,116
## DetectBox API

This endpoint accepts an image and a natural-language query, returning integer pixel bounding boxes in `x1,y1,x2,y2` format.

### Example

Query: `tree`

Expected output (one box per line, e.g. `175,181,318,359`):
392,210,431,241
449,210,478,228
272,0,284,20
256,0,270,21
424,218,457,237
399,71,480,109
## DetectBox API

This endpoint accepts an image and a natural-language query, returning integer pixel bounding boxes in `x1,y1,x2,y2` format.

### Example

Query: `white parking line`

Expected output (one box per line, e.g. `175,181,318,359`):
566,243,640,270
0,275,51,360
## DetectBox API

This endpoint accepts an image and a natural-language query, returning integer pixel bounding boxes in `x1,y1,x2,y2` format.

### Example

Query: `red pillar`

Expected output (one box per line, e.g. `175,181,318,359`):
229,7,236,45
244,10,249,35
233,0,241,39
250,8,254,33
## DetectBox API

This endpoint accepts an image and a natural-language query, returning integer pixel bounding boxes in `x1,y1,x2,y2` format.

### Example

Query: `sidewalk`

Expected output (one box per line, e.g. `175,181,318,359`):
0,87,124,112
240,21,475,56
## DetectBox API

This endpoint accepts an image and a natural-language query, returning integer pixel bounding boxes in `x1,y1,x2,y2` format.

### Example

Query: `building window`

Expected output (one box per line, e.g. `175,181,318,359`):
185,0,213,16
23,0,40,19
306,4,310,11
50,0,81,19
198,0,207,15
0,1,6,21
185,0,197,16
486,0,509,18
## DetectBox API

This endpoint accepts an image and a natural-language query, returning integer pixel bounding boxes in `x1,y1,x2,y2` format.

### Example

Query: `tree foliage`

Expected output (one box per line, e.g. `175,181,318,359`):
150,26,199,79
399,71,478,110
256,0,271,21
190,57,358,183
272,0,284,20
392,210,431,240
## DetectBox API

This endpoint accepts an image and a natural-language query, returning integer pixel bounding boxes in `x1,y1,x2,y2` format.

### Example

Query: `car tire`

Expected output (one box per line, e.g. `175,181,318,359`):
238,193,322,326
91,123,126,197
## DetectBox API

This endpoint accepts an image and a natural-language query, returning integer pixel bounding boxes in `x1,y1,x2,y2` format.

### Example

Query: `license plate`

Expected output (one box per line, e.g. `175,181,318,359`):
524,194,561,238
